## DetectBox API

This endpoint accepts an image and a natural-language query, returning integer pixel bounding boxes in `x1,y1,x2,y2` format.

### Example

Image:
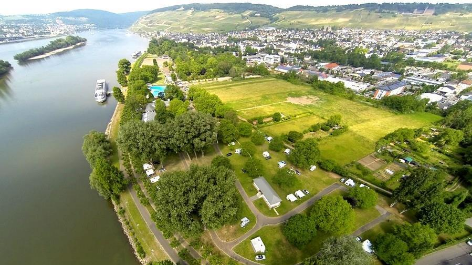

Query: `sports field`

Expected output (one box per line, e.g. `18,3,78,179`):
201,78,442,165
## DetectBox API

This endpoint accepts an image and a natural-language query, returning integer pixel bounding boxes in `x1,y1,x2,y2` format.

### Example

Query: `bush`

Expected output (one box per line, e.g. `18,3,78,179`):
244,158,264,178
318,159,337,171
288,131,304,142
273,112,282,122
269,136,285,152
251,131,265,145
310,123,321,132
331,126,348,136
257,117,264,125
321,124,331,131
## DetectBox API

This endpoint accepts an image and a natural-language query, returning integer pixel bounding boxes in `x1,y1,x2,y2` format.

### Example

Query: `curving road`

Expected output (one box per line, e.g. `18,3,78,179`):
416,243,472,265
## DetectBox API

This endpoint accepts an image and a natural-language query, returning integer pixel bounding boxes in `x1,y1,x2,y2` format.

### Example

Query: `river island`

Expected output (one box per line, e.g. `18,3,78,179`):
13,36,87,62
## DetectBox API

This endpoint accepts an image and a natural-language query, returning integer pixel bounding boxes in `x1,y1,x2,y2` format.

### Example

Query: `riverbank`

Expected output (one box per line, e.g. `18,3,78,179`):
28,42,86,60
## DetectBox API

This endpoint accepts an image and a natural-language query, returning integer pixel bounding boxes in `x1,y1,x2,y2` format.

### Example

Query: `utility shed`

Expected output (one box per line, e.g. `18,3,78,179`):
254,177,282,208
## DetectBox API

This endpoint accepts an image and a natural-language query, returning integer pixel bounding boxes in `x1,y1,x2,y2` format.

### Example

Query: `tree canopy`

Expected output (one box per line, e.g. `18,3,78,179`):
244,157,264,178
310,195,355,235
374,233,415,265
273,169,298,188
418,202,465,234
348,186,378,209
269,136,285,152
211,155,233,170
305,236,372,265
282,214,316,249
82,131,112,168
152,165,239,236
289,138,321,169
89,158,127,200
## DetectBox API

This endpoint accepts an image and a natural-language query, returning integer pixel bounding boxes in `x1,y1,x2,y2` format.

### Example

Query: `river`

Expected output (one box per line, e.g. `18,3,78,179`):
0,30,146,265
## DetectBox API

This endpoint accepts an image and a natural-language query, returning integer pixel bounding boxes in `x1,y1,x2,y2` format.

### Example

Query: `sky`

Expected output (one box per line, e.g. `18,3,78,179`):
2,0,472,15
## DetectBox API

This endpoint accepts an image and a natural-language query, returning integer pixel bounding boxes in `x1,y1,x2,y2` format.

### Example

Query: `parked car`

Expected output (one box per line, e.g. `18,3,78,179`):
226,152,232,157
467,239,472,246
340,178,346,183
303,189,310,195
295,170,301,175
255,255,266,261
356,236,362,242
241,217,250,228
310,165,317,171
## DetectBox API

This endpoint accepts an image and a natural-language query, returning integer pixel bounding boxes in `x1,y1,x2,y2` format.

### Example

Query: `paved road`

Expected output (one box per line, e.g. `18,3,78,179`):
128,186,183,264
352,205,392,236
416,243,472,265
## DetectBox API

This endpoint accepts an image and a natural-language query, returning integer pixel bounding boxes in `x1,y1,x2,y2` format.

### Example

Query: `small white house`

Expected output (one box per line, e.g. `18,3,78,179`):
278,161,287,168
295,190,305,198
251,237,266,253
345,178,355,187
284,149,291,155
150,176,160,183
286,194,297,202
146,169,155,177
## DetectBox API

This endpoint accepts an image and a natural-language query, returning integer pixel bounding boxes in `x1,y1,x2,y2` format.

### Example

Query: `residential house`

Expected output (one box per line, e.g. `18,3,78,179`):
374,81,407,99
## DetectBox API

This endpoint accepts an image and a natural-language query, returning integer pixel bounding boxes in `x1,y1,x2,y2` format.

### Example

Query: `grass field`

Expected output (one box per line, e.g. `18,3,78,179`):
202,78,441,165
131,9,472,33
216,194,257,242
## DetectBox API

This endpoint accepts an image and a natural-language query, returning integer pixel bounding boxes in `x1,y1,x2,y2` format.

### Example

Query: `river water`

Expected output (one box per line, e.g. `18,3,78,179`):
0,30,146,265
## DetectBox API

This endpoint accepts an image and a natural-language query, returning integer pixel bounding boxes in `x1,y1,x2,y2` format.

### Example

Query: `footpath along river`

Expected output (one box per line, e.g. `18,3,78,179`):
0,29,146,265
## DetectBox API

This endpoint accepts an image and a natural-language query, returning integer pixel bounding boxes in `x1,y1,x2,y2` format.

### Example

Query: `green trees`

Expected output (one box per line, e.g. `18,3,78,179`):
117,71,128,87
168,99,189,116
211,156,233,170
348,186,378,209
393,223,436,258
113,86,125,103
244,157,264,178
154,99,171,123
418,202,465,234
287,131,304,142
282,214,316,249
0,60,11,76
152,165,239,236
392,168,445,210
374,233,415,265
237,122,253,137
273,169,298,188
164,85,184,101
380,95,428,113
251,131,265,145
14,36,86,62
218,119,239,144
269,136,284,152
240,141,256,157
326,114,342,127
435,128,464,146
82,131,112,168
311,195,355,235
272,112,282,122
307,236,372,265
118,59,131,74
128,65,159,84
288,138,321,169
190,87,224,116
89,158,127,200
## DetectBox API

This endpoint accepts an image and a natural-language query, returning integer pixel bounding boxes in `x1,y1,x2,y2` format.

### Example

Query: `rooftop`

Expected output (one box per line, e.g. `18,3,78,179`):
254,177,282,206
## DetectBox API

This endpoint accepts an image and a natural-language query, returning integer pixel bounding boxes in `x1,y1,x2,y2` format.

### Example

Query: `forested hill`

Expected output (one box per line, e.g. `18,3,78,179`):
52,9,148,28
131,2,472,33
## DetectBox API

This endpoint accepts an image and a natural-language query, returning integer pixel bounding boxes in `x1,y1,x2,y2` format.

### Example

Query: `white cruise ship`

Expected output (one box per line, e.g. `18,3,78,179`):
94,79,107,103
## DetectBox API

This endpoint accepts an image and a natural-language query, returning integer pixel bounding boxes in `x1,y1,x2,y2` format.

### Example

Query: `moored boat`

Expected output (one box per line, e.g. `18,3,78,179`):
95,79,107,103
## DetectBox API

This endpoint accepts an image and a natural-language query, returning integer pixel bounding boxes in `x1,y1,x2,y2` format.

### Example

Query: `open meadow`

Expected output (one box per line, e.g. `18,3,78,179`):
201,78,442,165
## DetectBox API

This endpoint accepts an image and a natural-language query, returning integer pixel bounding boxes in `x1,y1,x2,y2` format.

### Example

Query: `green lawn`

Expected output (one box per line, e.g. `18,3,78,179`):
121,191,169,262
202,78,441,166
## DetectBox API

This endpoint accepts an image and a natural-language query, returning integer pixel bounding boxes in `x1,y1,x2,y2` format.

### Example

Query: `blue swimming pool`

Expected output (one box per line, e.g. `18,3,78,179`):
149,85,166,97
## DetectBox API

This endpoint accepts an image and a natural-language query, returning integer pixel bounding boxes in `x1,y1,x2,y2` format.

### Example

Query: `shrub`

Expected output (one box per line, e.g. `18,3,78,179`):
240,141,257,157
321,124,331,131
273,112,282,122
237,122,253,137
310,123,321,132
211,156,233,170
318,159,336,171
269,136,284,152
288,131,304,142
251,131,265,145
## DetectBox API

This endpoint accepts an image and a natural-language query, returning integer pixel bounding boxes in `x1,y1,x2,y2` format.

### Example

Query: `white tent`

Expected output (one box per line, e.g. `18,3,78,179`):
286,194,297,202
150,176,160,183
295,190,305,198
362,240,374,254
143,163,153,170
345,179,355,187
251,237,266,253
146,169,155,177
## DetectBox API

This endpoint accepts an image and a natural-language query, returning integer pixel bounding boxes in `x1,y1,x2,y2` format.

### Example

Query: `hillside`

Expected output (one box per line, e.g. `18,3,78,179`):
131,3,472,33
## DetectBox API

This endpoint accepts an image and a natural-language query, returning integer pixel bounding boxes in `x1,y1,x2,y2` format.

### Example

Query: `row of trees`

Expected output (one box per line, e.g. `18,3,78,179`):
82,131,127,201
14,36,86,62
0,60,11,76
